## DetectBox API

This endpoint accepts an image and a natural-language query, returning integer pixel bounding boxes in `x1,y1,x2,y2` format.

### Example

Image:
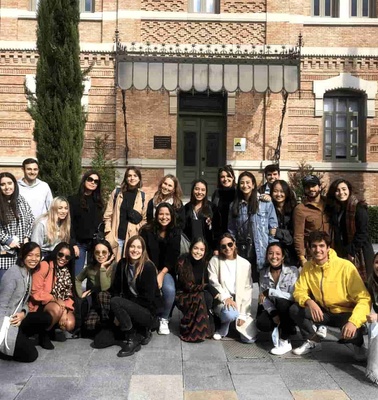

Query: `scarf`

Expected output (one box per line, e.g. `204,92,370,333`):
51,266,72,301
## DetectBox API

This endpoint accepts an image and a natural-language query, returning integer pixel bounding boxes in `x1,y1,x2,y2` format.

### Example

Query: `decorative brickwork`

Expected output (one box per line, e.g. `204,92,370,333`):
224,0,266,13
141,21,265,44
288,125,319,135
141,0,185,12
288,143,319,152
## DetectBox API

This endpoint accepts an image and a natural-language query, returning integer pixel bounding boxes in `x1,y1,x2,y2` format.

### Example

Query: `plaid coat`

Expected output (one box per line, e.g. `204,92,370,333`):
0,195,34,270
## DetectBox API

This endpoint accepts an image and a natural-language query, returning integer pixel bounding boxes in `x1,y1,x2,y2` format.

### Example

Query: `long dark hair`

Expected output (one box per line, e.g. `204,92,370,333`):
189,179,212,216
178,237,207,285
218,233,237,260
264,242,287,268
46,242,75,283
78,170,103,210
16,242,41,268
232,171,258,217
217,165,236,189
120,166,142,192
0,172,19,224
270,180,297,215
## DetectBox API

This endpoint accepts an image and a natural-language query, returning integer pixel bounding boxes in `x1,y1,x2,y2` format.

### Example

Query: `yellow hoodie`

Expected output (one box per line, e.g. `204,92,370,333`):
294,248,371,328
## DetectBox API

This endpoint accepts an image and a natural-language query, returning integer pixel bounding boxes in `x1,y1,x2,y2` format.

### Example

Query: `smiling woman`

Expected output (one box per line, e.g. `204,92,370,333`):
31,196,71,259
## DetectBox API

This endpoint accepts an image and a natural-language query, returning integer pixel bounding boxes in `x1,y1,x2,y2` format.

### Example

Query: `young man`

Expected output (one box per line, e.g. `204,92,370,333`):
290,231,371,360
258,164,280,195
292,175,330,267
17,158,53,219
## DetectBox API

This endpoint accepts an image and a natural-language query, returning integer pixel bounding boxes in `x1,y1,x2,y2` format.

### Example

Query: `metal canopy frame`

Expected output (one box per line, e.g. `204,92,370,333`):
115,35,302,94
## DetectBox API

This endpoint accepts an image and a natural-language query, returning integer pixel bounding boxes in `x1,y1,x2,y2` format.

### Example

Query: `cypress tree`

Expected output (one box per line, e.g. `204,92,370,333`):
28,0,85,196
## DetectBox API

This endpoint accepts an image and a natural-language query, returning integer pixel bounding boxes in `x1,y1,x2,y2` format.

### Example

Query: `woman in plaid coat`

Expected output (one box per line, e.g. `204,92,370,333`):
0,172,34,281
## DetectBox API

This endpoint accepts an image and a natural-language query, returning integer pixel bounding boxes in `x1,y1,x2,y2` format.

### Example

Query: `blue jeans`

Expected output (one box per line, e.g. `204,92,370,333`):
0,268,7,283
159,273,176,319
217,306,239,337
75,242,92,275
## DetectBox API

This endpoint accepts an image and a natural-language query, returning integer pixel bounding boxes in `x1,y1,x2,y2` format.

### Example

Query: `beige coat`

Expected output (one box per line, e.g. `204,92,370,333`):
208,255,257,340
103,188,147,260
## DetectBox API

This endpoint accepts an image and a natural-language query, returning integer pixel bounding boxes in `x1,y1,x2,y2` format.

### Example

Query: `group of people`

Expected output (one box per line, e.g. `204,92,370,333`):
0,160,377,384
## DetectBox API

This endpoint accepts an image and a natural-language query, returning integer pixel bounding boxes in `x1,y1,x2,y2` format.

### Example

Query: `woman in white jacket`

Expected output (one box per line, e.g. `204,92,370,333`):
208,233,256,343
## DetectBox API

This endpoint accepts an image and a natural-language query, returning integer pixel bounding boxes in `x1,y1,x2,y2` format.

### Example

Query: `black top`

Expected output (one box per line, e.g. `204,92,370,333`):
118,189,137,240
110,259,162,314
69,194,103,244
140,226,181,274
146,198,185,229
211,187,236,242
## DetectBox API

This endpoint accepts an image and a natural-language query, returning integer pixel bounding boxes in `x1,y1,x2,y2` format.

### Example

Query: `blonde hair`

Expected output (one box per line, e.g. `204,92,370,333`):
44,196,71,245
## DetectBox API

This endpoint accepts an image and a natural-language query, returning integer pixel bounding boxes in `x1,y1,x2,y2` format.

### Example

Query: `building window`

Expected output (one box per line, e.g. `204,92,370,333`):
188,0,220,13
351,0,376,17
31,0,94,12
323,92,365,162
313,0,340,17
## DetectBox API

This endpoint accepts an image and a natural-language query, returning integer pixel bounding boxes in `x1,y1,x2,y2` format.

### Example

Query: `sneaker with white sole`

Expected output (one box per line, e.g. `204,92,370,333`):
292,340,322,355
158,318,170,335
213,332,223,341
353,345,367,362
270,339,292,355
316,325,327,339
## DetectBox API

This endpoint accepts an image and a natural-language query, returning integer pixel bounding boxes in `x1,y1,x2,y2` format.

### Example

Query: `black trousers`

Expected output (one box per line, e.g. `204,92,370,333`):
289,302,363,345
256,298,295,340
110,296,154,333
12,312,52,363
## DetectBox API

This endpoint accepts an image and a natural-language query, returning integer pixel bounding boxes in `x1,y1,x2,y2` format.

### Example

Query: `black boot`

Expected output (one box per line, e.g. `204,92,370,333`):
117,333,142,357
140,328,152,345
39,331,54,350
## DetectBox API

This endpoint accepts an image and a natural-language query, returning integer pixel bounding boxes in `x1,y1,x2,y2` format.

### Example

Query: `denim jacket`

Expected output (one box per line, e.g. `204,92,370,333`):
228,200,278,270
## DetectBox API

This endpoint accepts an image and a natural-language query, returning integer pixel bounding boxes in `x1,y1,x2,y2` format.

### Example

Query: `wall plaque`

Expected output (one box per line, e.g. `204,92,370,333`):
154,136,171,149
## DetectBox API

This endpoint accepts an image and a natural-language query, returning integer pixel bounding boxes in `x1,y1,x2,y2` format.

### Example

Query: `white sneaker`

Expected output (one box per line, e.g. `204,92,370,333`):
270,339,292,355
213,332,222,340
353,345,367,362
292,340,322,355
158,318,170,335
316,325,327,339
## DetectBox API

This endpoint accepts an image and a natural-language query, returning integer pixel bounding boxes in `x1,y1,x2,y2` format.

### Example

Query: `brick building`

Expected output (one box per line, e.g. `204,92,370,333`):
1,0,378,202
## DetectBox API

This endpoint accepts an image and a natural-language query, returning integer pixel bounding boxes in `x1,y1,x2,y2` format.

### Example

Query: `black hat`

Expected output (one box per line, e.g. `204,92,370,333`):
302,175,320,187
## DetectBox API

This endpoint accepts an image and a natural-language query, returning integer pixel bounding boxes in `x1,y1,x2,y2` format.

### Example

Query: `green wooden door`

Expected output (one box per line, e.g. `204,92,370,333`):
177,116,225,196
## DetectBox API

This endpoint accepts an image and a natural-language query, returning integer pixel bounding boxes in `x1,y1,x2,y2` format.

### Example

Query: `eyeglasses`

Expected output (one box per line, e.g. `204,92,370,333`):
95,250,108,256
220,242,234,250
57,252,72,261
86,177,99,184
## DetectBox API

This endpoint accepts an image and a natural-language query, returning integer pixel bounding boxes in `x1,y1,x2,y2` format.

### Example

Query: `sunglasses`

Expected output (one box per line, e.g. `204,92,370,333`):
95,250,108,256
57,252,72,261
220,242,234,250
86,177,99,184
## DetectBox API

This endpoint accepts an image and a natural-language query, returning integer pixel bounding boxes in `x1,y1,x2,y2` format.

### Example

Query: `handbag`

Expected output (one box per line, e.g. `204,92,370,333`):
353,248,367,282
236,213,253,260
127,209,143,225
180,233,191,255
0,294,25,351
93,222,105,241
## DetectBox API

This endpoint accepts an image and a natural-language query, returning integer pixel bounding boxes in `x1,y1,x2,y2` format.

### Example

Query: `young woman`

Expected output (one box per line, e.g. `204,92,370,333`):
28,242,76,348
211,165,236,244
208,233,257,343
366,253,378,384
140,202,181,335
184,179,215,253
270,180,298,266
257,242,299,355
110,235,162,357
147,174,185,228
0,172,34,281
228,171,278,282
69,170,104,275
176,238,217,342
104,166,146,261
326,178,374,280
31,196,71,259
75,239,115,334
0,242,52,362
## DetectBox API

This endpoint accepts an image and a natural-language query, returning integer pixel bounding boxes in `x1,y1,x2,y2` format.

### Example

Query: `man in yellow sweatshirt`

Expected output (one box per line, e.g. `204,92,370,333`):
290,230,371,360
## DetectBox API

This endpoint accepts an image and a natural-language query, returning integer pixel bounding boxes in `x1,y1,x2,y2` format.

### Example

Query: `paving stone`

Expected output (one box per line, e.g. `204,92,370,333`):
275,361,339,391
291,389,350,400
0,383,24,400
232,374,293,400
184,390,238,400
128,374,183,400
321,363,378,400
15,376,81,400
183,361,233,391
134,348,182,375
228,360,276,375
182,339,227,362
311,342,355,363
